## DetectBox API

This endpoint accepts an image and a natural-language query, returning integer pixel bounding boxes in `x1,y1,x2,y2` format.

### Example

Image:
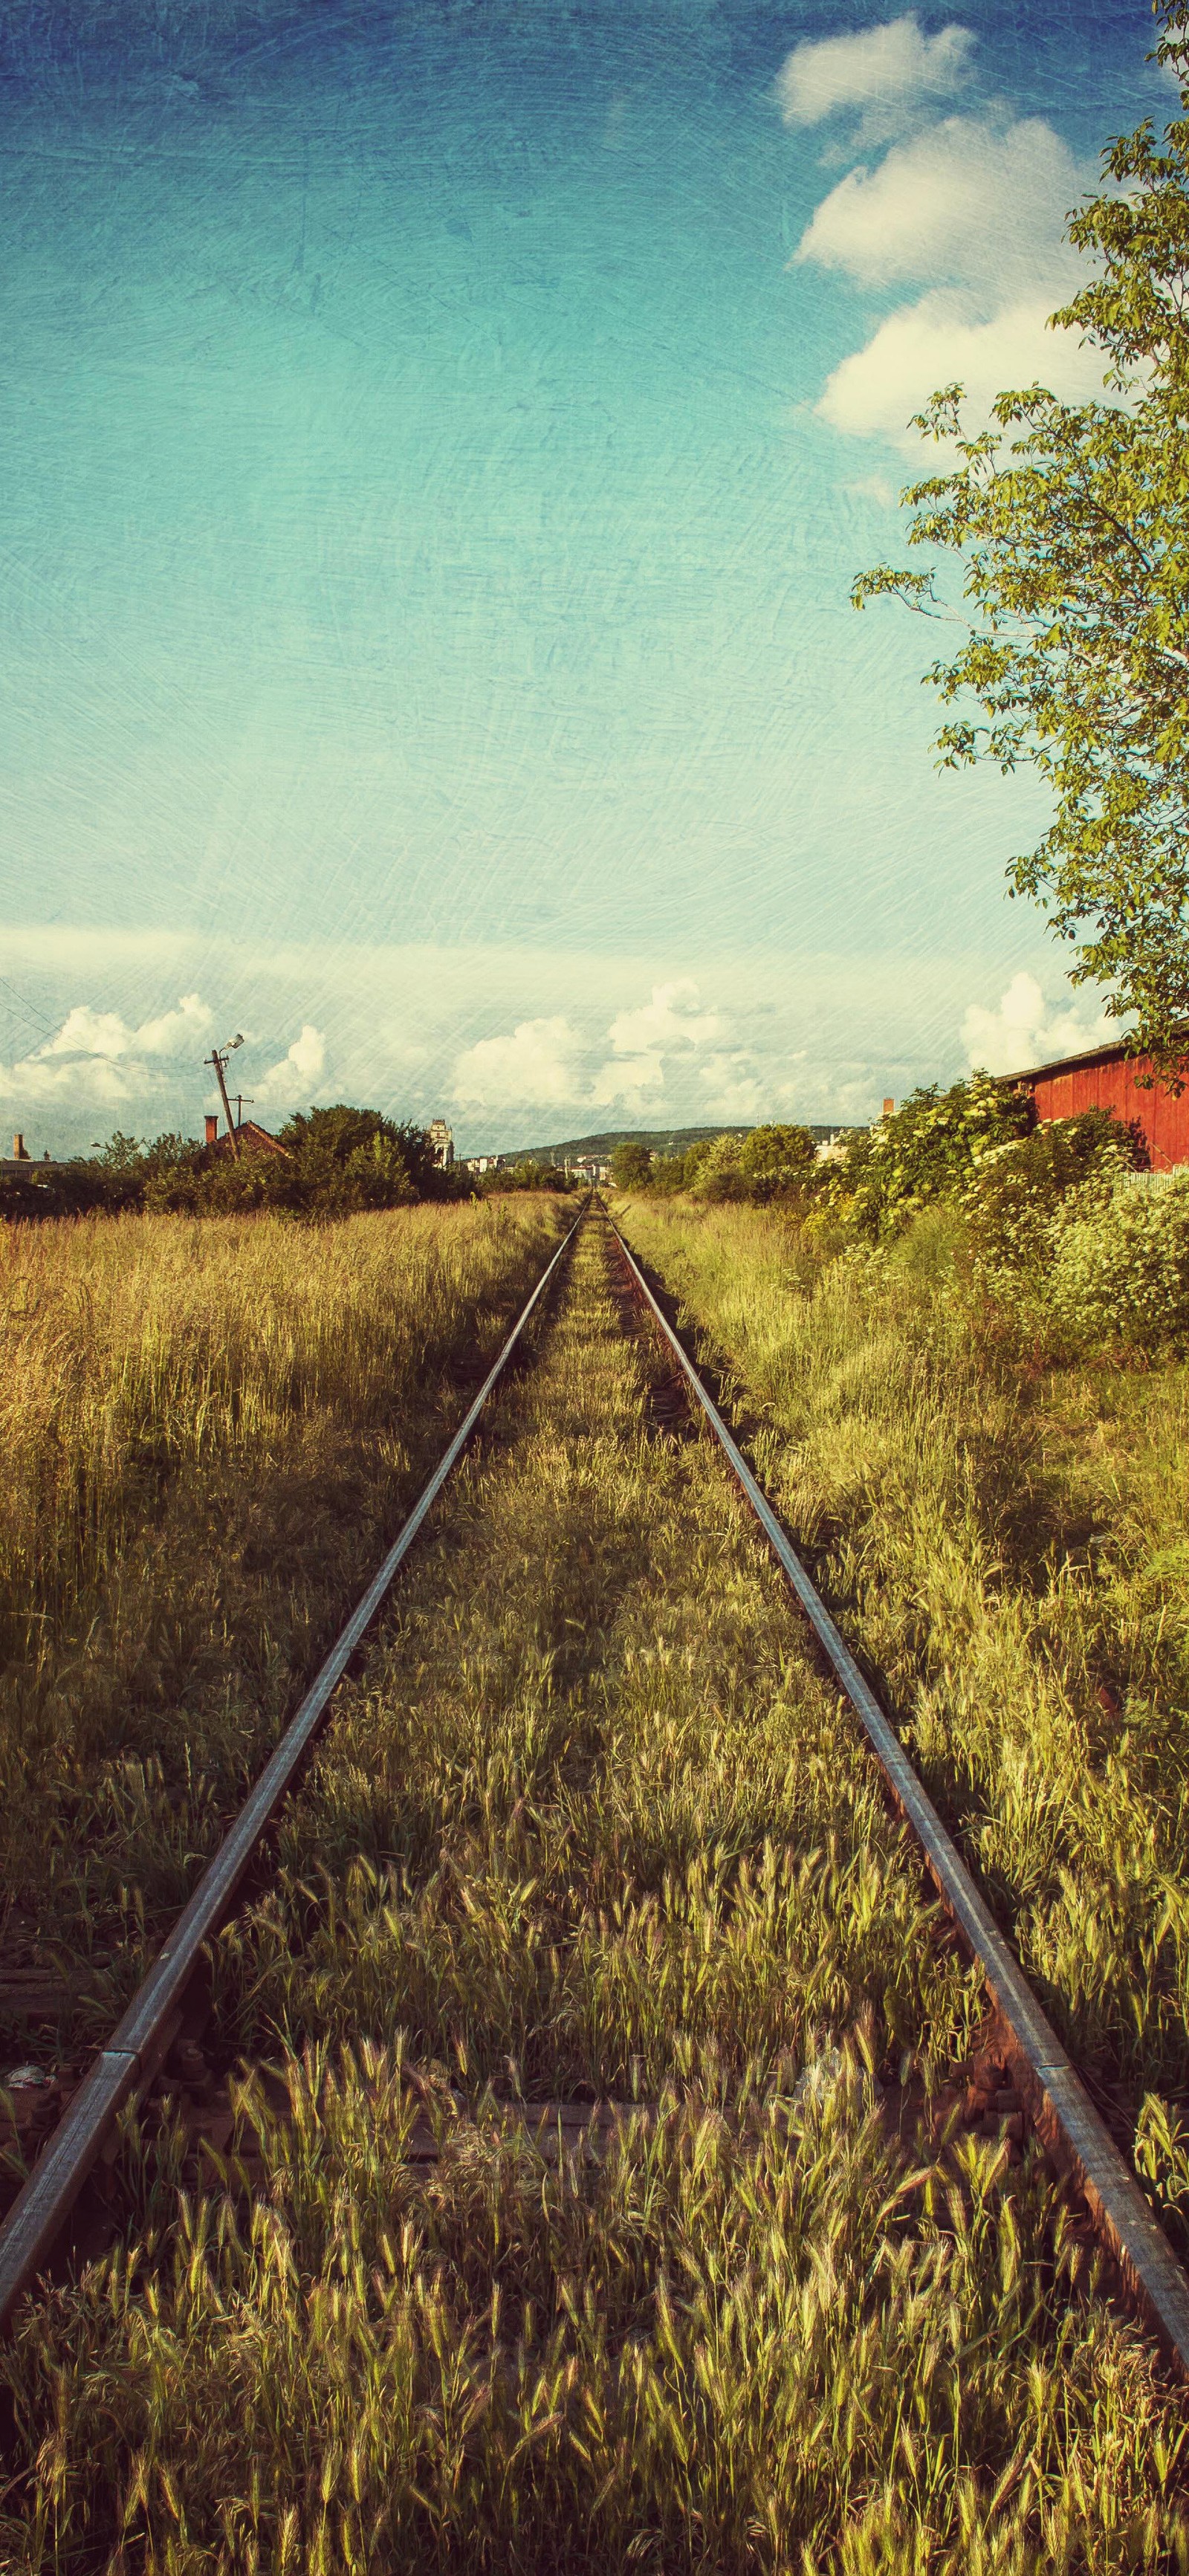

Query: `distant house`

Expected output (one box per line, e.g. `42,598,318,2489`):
1,1132,55,1179
427,1119,455,1170
204,1115,290,1159
1009,1038,1189,1172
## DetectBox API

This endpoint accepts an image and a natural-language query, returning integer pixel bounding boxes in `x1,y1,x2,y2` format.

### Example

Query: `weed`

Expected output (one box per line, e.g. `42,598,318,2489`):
1,1222,1184,2570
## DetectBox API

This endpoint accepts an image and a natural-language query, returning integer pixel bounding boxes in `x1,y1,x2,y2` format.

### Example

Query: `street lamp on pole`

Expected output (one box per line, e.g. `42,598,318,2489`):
204,1035,244,1159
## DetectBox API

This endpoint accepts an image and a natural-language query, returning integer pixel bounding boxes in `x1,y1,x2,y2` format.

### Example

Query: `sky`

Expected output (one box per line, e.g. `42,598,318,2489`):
0,0,1175,1154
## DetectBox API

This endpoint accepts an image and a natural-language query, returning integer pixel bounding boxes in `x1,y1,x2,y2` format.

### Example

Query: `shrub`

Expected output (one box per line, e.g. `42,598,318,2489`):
831,1075,1035,1243
27,1110,460,1226
273,1107,437,1215
646,1152,690,1196
479,1159,572,1194
964,1110,1147,1278
1046,1177,1189,1353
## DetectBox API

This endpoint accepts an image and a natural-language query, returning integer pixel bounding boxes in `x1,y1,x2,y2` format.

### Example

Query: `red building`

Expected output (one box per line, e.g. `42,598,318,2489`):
1012,1038,1189,1171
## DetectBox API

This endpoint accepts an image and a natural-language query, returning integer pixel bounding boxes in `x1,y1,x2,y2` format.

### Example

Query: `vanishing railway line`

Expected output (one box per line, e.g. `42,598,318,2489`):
1,1198,1188,2557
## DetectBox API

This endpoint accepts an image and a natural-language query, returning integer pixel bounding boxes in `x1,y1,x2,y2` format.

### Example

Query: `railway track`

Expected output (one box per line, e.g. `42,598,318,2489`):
2,1197,1188,2553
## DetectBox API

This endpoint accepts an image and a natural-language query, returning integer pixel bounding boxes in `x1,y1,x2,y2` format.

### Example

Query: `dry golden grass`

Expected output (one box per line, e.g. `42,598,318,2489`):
0,1197,562,2033
617,1195,1189,2253
1,1220,1185,2572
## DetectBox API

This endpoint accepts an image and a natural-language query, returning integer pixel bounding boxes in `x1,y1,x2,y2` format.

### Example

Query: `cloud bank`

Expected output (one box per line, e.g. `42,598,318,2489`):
0,993,329,1124
452,980,747,1126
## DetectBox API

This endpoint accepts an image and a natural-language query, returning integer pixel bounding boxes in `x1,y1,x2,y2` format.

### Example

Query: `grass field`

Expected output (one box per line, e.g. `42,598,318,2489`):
1,1219,1185,2572
616,1197,1189,2256
0,1197,562,2052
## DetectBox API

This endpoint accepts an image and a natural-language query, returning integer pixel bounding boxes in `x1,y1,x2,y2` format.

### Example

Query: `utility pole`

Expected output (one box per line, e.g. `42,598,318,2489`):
204,1035,244,1159
234,1093,253,1130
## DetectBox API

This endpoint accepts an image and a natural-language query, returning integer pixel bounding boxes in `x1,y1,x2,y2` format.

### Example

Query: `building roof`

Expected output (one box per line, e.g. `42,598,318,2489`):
210,1119,290,1158
1008,1035,1138,1086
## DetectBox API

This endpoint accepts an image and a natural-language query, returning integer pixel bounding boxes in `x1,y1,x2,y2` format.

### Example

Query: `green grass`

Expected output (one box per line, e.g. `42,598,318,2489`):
2,1220,1185,2572
0,1197,561,2045
615,1195,1189,2253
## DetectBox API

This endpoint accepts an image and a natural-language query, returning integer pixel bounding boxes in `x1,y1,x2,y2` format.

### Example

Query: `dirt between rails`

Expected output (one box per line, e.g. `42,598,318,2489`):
0,1208,1133,2337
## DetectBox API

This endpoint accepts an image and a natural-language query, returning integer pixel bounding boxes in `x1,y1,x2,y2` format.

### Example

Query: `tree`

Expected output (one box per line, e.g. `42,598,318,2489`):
276,1106,428,1214
609,1138,653,1189
687,1134,747,1202
737,1122,817,1201
854,2,1189,1073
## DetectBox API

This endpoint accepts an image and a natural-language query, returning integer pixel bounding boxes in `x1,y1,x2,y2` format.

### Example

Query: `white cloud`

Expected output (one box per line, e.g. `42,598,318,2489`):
254,1023,328,1107
39,1006,133,1062
0,990,218,1110
817,290,1105,447
0,1050,136,1106
590,1052,666,1110
775,14,973,131
453,1015,583,1111
699,1053,765,1120
453,980,728,1119
0,994,323,1123
795,92,1104,447
604,979,723,1057
36,991,213,1064
132,993,213,1055
961,971,1116,1075
796,116,1081,296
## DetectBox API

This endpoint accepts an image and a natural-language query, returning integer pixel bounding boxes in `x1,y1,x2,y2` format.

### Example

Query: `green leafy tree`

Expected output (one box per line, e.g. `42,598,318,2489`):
277,1106,428,1215
855,2,1189,1071
688,1135,747,1203
647,1151,691,1197
609,1139,653,1189
737,1122,817,1202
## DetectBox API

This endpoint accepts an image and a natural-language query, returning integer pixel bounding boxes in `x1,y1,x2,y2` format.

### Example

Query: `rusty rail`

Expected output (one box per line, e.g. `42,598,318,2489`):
603,1206,1189,2381
0,1203,583,2336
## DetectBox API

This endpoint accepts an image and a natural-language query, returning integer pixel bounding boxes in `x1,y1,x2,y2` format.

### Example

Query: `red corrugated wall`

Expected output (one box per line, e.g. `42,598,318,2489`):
1026,1052,1189,1170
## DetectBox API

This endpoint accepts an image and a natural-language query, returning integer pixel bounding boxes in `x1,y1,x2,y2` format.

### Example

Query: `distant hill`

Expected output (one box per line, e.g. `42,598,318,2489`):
500,1121,858,1166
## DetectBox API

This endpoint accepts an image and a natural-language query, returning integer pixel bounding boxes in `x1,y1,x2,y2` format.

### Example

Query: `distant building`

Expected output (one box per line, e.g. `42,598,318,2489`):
204,1115,290,1159
428,1118,455,1170
0,1131,56,1179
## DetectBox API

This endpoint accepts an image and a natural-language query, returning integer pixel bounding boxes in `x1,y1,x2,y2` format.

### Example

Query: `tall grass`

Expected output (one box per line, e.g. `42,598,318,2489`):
0,1199,560,2003
1,1222,1185,2571
617,1197,1189,2248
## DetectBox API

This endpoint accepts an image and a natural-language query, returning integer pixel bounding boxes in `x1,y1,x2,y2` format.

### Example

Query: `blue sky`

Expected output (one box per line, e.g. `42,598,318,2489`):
0,0,1173,1151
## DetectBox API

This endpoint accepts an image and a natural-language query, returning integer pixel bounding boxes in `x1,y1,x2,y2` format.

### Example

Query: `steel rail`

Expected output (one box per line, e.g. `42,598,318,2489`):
603,1208,1189,2381
0,1203,585,2337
